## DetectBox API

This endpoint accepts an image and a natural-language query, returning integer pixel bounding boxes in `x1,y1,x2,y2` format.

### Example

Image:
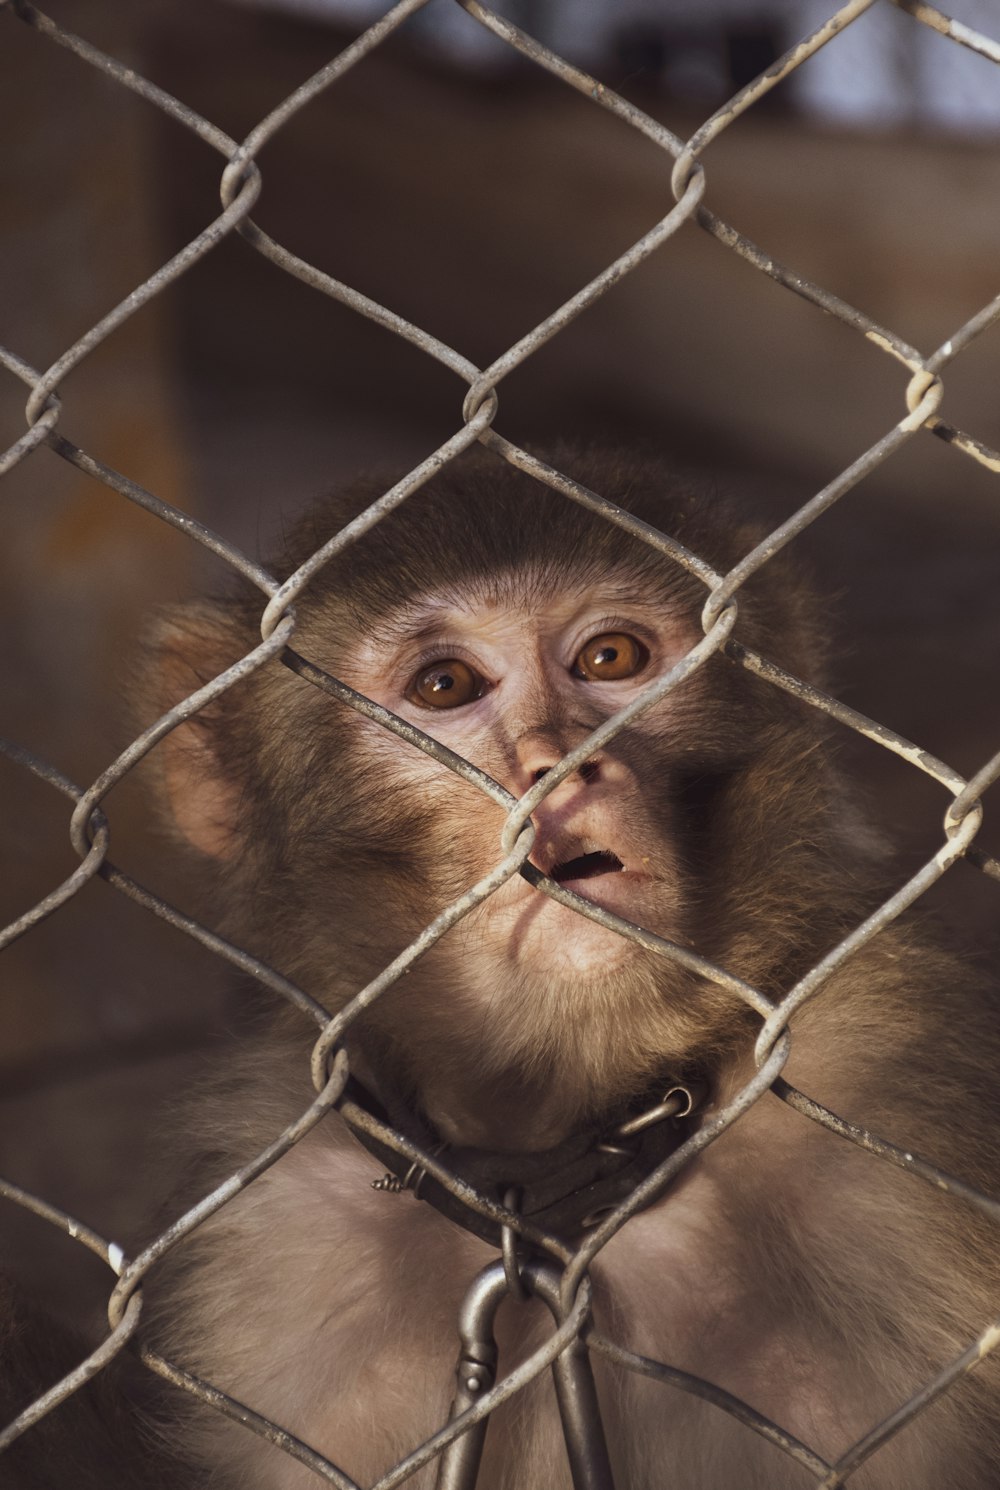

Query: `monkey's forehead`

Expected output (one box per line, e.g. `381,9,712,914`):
285,464,720,625
338,569,694,647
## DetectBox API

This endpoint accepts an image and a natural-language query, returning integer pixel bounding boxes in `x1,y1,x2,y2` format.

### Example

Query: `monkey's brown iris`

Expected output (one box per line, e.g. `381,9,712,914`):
573,632,647,682
409,658,484,708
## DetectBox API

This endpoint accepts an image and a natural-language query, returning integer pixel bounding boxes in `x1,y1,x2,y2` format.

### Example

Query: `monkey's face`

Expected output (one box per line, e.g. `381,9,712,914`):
334,573,694,968
153,456,832,1145
302,570,762,1146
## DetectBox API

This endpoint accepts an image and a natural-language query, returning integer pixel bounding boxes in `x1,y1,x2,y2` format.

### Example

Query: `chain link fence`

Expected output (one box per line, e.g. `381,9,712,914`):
2,0,1000,1485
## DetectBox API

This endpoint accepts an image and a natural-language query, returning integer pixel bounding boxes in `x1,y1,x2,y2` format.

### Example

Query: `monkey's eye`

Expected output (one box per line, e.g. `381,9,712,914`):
573,632,648,682
408,658,485,709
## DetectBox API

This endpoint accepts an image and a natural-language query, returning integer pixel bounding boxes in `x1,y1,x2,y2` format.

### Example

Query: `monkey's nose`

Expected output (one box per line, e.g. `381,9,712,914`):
529,758,600,789
511,730,601,795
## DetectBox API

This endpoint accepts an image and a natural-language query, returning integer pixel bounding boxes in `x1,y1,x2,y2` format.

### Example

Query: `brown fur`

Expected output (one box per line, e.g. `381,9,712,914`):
28,447,1000,1488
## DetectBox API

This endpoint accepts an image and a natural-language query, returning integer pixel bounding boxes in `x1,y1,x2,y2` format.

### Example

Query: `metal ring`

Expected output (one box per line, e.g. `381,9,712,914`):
401,1141,447,1199
500,1187,529,1301
401,1160,426,1196
614,1080,707,1139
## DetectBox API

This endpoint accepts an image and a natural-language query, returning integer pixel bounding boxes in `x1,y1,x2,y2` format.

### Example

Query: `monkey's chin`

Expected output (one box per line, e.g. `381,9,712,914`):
500,872,668,977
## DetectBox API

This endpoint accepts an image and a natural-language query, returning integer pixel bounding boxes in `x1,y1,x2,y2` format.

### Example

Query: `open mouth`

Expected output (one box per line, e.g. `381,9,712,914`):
551,850,625,883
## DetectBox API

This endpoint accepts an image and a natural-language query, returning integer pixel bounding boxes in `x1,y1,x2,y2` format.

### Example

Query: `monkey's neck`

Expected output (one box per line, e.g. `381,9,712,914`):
348,1032,571,1150
350,954,730,1151
346,1025,708,1148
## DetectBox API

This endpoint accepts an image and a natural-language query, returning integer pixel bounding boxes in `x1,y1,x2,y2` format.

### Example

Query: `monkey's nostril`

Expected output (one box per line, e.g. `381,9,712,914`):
533,759,598,786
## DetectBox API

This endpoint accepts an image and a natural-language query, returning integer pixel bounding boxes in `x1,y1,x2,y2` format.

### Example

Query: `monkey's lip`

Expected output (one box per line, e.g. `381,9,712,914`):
530,839,631,887
520,852,655,929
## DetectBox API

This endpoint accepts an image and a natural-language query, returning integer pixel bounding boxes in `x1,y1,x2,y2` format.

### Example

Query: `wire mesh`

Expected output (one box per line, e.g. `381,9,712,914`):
1,0,999,1486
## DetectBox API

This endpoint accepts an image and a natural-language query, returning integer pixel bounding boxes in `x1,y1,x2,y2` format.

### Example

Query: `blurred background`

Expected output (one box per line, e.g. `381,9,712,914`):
1,0,999,1334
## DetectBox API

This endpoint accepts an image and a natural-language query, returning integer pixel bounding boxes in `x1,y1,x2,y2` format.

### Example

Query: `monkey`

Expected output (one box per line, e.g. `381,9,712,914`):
4,445,999,1488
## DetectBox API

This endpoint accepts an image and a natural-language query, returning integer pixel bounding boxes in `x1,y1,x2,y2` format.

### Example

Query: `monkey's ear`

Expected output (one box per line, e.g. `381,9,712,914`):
142,603,251,861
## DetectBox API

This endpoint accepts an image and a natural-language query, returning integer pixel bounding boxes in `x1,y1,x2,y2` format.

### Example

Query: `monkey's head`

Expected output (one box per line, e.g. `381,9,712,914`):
150,447,860,1147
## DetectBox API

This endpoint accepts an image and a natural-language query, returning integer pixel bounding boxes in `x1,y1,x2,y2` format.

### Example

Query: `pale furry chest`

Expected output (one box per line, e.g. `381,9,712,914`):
186,1128,800,1490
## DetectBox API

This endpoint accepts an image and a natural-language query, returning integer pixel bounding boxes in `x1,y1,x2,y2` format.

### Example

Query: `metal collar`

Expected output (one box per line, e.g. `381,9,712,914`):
340,1074,706,1247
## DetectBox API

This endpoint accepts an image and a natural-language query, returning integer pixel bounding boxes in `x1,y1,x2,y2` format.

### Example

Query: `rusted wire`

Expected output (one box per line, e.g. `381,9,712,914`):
1,0,999,1485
